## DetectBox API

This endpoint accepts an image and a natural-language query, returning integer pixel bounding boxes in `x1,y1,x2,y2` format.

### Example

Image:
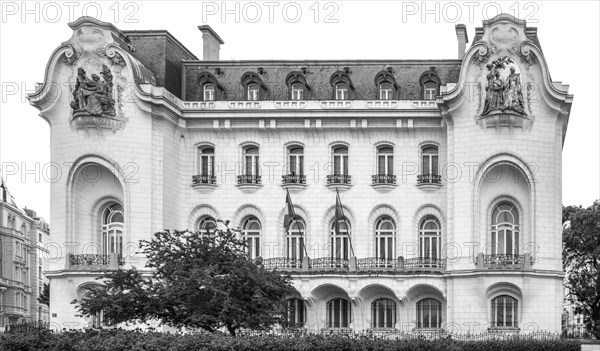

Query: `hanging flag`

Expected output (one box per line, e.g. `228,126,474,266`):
334,189,345,236
284,189,297,232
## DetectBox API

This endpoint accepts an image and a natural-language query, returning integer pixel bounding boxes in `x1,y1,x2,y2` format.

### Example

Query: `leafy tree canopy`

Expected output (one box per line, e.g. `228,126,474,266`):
73,221,295,336
563,200,600,339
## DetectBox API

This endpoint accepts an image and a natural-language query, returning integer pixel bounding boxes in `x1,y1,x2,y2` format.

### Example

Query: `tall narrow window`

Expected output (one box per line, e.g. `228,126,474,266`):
291,83,304,100
379,83,393,100
491,202,520,257
375,217,395,266
333,146,349,176
416,298,442,329
288,146,304,176
419,216,441,266
372,298,396,328
335,83,349,100
330,220,350,266
247,83,259,101
244,146,260,178
285,298,305,327
419,145,440,184
424,82,437,100
102,203,124,256
203,84,215,101
326,298,352,328
287,219,305,267
491,295,518,328
242,216,261,260
196,146,215,184
377,146,394,175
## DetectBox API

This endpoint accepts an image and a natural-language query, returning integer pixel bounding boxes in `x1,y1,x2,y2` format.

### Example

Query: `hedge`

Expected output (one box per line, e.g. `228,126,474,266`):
0,329,582,351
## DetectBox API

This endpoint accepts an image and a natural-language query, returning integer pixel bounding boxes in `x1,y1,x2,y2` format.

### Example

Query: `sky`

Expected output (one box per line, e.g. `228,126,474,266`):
0,0,599,223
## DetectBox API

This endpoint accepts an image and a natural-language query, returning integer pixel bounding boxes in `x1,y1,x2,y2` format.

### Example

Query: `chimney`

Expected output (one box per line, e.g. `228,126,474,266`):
198,25,224,60
455,24,469,60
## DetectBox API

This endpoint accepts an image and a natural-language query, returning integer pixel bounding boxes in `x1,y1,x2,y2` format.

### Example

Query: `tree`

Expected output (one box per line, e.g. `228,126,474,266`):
563,200,600,339
73,221,295,336
38,282,50,306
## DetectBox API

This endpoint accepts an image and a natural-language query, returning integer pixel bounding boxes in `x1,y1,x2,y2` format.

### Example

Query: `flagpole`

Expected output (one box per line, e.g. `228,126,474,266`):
285,189,309,260
335,189,355,258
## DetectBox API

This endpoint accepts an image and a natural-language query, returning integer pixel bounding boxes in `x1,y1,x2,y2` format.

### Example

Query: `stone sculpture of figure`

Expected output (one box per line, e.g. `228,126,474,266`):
490,71,504,110
503,67,525,114
482,64,496,116
71,65,116,116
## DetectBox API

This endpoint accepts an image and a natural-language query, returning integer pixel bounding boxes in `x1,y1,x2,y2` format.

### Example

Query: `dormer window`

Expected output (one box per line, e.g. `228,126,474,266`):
203,84,215,101
286,71,311,101
330,71,354,100
247,84,259,101
241,72,267,101
374,70,399,100
419,67,441,101
197,71,224,101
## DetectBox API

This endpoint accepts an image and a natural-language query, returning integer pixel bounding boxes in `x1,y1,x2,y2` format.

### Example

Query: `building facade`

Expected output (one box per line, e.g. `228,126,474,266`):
0,181,50,328
29,14,572,333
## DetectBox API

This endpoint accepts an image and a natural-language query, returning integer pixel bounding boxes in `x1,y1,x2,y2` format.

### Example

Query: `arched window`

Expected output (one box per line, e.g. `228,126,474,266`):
416,298,442,329
375,216,396,266
330,219,350,266
203,84,215,101
379,83,393,100
330,71,354,100
419,216,441,265
491,295,518,328
491,202,520,256
102,203,124,256
372,298,396,328
374,70,399,100
241,72,267,101
197,71,224,101
284,298,305,327
291,83,304,100
286,219,305,267
198,216,217,235
326,298,352,328
242,216,261,259
195,146,215,184
419,67,441,100
286,71,311,100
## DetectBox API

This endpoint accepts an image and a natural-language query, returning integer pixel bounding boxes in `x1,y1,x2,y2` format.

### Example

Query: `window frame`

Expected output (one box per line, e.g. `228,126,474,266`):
332,145,349,176
286,218,305,265
491,295,519,328
203,83,216,101
287,145,304,176
374,216,396,264
101,203,124,256
421,145,439,177
330,219,351,263
377,145,394,176
242,216,261,260
371,298,397,329
326,298,352,328
490,202,520,256
197,146,215,177
419,216,441,261
243,145,260,177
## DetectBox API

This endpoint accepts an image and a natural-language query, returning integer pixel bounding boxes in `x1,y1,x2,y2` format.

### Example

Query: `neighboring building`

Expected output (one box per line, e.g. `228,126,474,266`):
29,14,572,333
0,180,50,328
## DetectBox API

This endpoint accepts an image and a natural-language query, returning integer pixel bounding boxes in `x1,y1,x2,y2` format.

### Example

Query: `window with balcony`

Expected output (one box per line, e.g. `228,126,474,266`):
198,216,217,235
286,71,311,101
375,70,399,100
102,203,124,256
374,216,396,266
242,216,261,260
328,145,350,184
419,145,440,184
283,145,305,184
194,146,216,185
491,295,518,328
419,216,441,266
330,71,354,100
241,72,267,101
371,298,396,328
286,219,305,267
491,202,520,260
373,145,395,184
197,71,224,101
284,298,305,327
239,145,261,184
330,219,350,267
326,298,352,328
417,298,442,329
419,67,441,100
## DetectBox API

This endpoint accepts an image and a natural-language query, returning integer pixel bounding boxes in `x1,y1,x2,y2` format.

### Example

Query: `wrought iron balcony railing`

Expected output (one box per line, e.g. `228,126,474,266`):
403,257,446,270
417,174,442,184
483,254,526,266
192,174,216,185
237,174,261,185
310,257,349,269
68,254,124,268
326,174,351,185
282,174,306,184
261,257,302,269
357,257,397,269
372,174,396,184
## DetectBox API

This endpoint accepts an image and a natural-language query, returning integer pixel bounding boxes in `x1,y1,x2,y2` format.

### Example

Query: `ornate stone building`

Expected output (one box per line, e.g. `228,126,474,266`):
0,181,50,328
29,14,572,333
